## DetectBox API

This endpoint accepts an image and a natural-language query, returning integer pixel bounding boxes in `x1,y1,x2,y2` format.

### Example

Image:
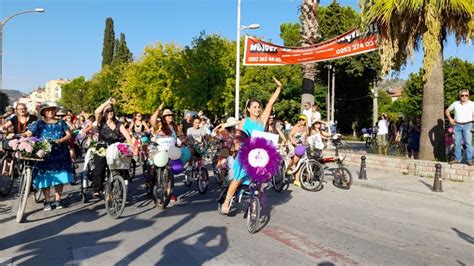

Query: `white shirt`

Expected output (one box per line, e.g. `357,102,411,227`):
302,109,312,127
377,119,389,135
311,111,321,124
447,100,474,123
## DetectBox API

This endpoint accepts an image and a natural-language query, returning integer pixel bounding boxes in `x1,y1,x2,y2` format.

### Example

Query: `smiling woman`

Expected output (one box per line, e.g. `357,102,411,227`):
0,103,37,134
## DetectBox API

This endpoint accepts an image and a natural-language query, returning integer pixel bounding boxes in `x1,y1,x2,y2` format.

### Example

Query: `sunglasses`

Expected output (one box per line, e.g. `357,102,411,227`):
104,109,114,113
298,118,306,121
460,94,469,97
16,108,26,111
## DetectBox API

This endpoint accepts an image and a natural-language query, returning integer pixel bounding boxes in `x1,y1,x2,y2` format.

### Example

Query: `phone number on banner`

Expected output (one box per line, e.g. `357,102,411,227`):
247,57,282,63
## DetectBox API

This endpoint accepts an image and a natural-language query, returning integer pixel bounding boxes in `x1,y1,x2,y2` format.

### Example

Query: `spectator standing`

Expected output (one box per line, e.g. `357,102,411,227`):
311,105,321,126
407,117,421,159
302,102,313,128
377,113,389,155
445,89,473,165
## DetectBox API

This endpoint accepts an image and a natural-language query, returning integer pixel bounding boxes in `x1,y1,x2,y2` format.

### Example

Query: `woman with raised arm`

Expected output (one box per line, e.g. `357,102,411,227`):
92,98,132,198
220,77,282,215
150,102,165,137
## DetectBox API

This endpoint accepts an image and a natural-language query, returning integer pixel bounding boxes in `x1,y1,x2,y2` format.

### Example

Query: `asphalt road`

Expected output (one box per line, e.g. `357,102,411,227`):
0,163,472,265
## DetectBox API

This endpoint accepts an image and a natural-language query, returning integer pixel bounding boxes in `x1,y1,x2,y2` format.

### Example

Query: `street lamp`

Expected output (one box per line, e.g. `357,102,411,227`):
0,8,45,91
235,0,260,119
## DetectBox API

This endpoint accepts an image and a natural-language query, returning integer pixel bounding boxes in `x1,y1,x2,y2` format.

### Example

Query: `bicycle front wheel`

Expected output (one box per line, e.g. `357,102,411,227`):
0,155,15,196
154,167,173,209
16,167,32,223
272,161,286,192
333,167,353,190
105,172,127,219
300,159,325,191
197,167,208,194
246,196,261,234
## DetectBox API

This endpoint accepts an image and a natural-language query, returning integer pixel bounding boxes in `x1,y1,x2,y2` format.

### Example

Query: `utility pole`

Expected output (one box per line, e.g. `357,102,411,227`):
325,64,332,123
331,66,336,123
372,79,378,127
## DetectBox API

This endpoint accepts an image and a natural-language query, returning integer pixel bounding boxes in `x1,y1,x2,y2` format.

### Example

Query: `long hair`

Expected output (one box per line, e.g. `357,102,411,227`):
161,116,177,137
101,105,118,125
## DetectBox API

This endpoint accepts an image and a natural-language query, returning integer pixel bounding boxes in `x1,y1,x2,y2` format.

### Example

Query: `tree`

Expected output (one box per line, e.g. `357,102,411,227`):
388,58,474,121
299,0,321,111
120,42,182,114
280,2,381,133
101,17,115,67
59,76,90,113
361,0,473,160
113,33,133,65
0,92,10,114
173,33,236,116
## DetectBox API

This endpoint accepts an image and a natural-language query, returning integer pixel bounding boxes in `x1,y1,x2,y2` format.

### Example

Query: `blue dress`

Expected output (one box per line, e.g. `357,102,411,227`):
233,118,265,184
28,120,73,189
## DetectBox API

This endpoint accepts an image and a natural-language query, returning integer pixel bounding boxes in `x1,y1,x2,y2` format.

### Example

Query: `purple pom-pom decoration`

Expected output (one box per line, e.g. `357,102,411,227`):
238,137,281,183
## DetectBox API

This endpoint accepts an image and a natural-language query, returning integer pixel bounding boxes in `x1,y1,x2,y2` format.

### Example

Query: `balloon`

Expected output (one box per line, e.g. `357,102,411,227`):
168,146,182,160
179,147,191,163
141,136,149,143
170,159,184,174
295,145,306,157
153,151,169,167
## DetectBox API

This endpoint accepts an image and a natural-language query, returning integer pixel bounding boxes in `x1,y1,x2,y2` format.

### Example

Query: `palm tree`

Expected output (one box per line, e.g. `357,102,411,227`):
360,0,473,160
299,0,321,111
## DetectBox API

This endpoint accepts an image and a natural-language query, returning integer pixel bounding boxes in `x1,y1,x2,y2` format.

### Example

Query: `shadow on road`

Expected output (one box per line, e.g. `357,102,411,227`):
452,227,474,245
157,226,229,265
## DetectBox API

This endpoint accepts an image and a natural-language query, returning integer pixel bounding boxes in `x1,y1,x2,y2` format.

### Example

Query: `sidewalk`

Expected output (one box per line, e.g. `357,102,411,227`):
342,165,474,207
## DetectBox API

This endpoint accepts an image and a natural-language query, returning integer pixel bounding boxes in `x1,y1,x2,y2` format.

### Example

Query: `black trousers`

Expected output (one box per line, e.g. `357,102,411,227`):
93,154,107,193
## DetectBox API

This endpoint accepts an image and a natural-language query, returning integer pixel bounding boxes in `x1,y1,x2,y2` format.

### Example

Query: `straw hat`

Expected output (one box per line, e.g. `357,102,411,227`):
39,101,60,116
161,109,174,117
223,117,239,128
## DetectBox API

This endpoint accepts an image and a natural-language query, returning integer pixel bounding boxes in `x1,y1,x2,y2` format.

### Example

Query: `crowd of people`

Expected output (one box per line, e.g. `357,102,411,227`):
0,86,471,213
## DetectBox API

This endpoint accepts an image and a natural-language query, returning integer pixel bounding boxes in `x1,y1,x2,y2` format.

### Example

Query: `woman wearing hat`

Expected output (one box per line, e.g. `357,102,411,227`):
24,101,73,211
0,103,37,134
285,114,310,186
308,119,331,156
150,106,179,202
92,98,132,198
220,77,282,215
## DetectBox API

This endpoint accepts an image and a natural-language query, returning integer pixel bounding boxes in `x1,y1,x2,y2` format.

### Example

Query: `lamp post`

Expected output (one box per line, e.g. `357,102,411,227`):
0,8,45,91
324,64,332,122
235,0,260,119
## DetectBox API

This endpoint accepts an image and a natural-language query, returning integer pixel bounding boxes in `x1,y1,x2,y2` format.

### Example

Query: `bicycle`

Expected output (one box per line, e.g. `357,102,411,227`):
273,144,325,192
217,179,262,234
184,140,210,194
318,134,353,190
146,140,175,209
16,156,44,223
0,138,22,197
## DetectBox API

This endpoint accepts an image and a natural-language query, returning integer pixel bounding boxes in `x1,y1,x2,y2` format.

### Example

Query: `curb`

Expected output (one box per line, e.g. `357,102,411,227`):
351,179,474,208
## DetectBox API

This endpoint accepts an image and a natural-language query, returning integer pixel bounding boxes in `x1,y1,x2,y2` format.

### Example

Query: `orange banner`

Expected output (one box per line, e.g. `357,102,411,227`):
243,26,379,66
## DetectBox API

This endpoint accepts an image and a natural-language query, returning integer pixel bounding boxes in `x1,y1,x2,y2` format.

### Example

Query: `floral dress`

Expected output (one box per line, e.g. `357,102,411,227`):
28,120,73,189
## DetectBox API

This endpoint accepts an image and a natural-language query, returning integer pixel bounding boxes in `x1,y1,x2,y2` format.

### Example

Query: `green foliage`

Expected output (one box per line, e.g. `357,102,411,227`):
0,92,10,113
279,23,301,46
119,42,182,114
59,76,90,113
113,33,133,65
102,18,115,68
386,57,474,120
174,33,236,117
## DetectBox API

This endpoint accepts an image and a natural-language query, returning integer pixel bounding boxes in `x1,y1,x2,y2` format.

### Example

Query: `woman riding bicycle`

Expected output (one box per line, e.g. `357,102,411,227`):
186,116,209,167
220,77,282,215
0,103,37,135
24,101,73,211
307,120,331,158
129,112,150,161
149,107,179,201
92,98,132,198
285,114,309,186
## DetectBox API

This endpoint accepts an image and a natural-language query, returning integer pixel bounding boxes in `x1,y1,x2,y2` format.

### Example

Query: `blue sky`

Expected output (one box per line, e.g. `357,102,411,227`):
2,0,473,93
